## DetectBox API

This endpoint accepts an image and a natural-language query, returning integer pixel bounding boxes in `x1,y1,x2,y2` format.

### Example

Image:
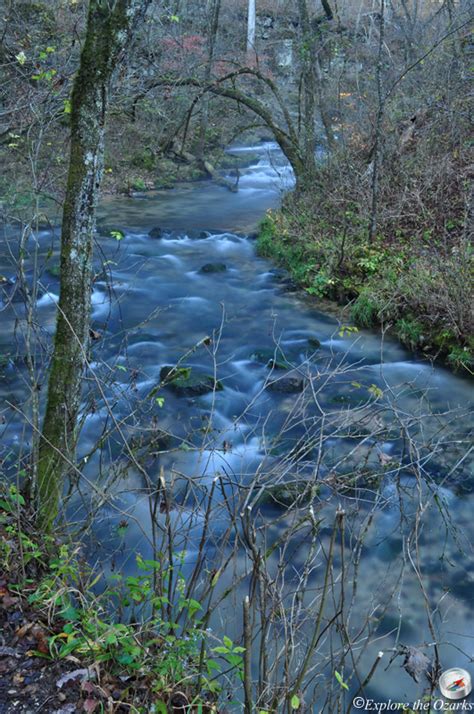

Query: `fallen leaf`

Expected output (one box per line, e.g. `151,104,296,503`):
0,646,19,657
403,647,431,683
56,668,96,689
32,625,49,654
83,698,98,713
53,705,76,714
81,680,97,695
16,623,34,639
0,583,17,604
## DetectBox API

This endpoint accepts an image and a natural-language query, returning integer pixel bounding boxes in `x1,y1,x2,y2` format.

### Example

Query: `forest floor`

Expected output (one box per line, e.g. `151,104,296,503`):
0,497,216,714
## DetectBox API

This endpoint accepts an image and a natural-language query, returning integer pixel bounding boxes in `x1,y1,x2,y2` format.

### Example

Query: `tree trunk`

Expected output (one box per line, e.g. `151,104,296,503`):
297,0,318,186
37,0,150,532
197,0,221,161
369,0,386,243
320,0,333,21
247,0,256,58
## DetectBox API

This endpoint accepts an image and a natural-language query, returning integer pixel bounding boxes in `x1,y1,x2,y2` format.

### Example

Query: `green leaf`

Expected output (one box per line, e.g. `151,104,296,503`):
155,396,165,407
206,658,221,672
225,653,243,667
58,638,81,657
223,635,233,649
63,99,72,114
61,605,80,622
110,230,124,240
153,702,168,714
15,51,27,65
291,695,300,710
335,670,349,690
368,384,383,399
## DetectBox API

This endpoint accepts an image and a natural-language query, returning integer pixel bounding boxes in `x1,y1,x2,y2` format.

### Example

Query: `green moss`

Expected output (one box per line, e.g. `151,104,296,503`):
395,318,425,349
447,346,474,373
256,215,277,256
130,177,146,191
351,292,379,327
160,366,223,397
130,149,156,171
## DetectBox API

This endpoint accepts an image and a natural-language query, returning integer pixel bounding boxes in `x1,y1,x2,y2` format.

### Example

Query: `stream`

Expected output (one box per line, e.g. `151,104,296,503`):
1,142,473,709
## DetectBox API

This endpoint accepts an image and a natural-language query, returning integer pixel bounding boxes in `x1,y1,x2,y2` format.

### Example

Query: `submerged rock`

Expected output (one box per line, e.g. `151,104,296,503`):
307,337,321,350
266,375,304,393
160,366,223,397
257,480,319,508
199,262,227,274
327,468,382,492
149,226,164,239
250,348,290,370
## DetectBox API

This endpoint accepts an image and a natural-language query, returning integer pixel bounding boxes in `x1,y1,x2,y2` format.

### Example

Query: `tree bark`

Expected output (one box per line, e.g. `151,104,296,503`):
297,0,318,186
369,0,386,243
37,0,151,532
247,0,256,57
320,0,333,21
197,0,221,161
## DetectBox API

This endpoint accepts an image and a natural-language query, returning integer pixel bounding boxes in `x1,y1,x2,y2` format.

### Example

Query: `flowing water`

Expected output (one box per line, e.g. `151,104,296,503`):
1,143,473,709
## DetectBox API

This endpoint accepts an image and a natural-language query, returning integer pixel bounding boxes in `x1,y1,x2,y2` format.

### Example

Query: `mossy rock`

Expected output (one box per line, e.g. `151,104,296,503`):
266,375,304,393
160,366,223,397
268,437,314,460
332,469,382,492
129,430,171,454
217,152,260,170
250,349,290,370
154,177,176,190
199,263,227,274
307,337,321,350
257,481,319,508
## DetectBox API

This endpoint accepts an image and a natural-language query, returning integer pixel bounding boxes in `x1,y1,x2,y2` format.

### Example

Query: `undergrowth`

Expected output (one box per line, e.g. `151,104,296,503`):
0,485,244,713
258,204,473,374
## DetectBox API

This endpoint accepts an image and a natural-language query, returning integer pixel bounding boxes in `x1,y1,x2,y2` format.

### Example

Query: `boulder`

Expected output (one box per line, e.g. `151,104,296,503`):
250,349,290,370
266,375,304,393
160,366,223,397
257,480,318,508
307,337,321,350
149,226,164,239
199,262,227,274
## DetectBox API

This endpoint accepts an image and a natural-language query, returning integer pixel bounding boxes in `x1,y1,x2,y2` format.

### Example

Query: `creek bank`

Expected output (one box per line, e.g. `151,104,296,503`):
257,208,474,374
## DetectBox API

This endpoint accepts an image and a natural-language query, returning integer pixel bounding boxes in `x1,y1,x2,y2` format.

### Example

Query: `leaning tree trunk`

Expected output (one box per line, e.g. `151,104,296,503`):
37,0,150,532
